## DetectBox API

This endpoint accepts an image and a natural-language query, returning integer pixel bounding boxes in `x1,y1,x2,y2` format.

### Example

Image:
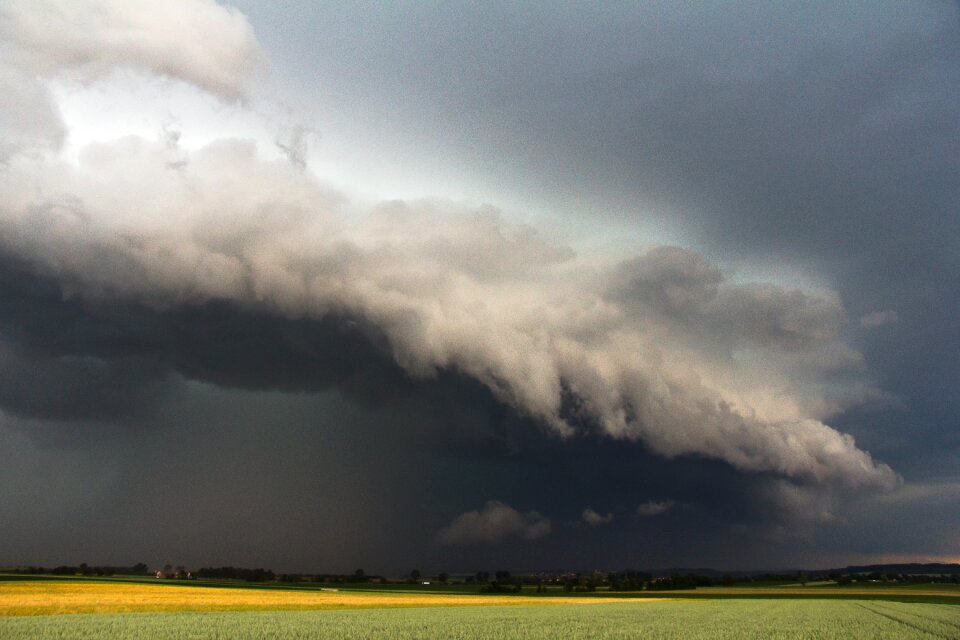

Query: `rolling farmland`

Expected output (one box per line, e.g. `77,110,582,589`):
1,578,959,639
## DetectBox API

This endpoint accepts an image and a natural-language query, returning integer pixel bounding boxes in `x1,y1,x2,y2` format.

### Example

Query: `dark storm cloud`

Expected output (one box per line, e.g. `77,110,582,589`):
237,0,960,532
0,160,897,490
0,233,899,570
0,256,422,416
0,257,918,570
2,0,956,572
0,260,534,571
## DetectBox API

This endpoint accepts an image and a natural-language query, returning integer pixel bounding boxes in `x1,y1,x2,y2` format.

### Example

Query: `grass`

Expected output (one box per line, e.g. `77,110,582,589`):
679,584,960,606
2,600,960,639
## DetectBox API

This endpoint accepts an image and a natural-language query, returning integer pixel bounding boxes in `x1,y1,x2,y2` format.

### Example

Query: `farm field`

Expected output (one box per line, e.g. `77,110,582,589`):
688,583,960,604
3,598,960,639
0,580,644,616
351,581,960,605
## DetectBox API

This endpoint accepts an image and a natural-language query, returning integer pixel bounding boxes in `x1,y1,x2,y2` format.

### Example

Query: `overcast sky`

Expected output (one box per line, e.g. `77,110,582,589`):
0,0,957,574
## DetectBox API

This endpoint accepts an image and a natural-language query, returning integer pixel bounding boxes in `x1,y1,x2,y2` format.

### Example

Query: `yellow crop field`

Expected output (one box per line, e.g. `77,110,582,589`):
0,581,648,617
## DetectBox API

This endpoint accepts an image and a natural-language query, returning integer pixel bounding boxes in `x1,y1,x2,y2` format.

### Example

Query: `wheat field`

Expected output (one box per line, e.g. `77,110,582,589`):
2,599,960,639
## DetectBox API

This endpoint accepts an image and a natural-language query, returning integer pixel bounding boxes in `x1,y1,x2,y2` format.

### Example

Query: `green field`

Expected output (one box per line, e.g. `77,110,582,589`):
3,599,960,639
2,577,959,638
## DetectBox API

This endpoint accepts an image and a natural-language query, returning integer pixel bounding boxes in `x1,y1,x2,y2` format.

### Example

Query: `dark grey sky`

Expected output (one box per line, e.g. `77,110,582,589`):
0,1,957,574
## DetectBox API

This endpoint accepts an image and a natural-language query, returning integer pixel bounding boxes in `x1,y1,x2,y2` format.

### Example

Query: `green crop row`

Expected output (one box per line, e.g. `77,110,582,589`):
3,599,960,639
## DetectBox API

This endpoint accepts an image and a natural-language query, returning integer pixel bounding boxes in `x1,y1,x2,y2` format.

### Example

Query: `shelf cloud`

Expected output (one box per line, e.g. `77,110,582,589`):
3,0,955,572
0,0,899,496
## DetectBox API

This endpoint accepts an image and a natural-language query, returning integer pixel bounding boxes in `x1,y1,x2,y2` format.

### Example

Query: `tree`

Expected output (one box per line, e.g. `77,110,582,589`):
410,569,421,582
437,572,449,584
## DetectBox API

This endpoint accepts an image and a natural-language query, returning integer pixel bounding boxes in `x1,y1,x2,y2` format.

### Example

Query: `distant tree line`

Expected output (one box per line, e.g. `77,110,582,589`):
607,571,654,591
606,571,822,591
195,567,276,582
830,572,960,585
4,563,150,577
842,563,960,575
646,573,716,590
8,563,959,589
477,570,524,593
275,570,387,584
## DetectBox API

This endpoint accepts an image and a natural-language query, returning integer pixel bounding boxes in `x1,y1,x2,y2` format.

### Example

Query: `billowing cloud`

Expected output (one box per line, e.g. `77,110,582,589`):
0,0,901,524
435,500,551,545
0,0,261,101
0,134,899,490
581,508,613,526
637,500,676,517
0,69,64,163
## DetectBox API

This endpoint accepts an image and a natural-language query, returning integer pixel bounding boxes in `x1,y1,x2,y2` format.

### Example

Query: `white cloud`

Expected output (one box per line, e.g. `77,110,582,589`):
0,69,65,162
435,500,551,545
581,507,613,526
636,500,676,517
859,310,899,329
0,0,262,101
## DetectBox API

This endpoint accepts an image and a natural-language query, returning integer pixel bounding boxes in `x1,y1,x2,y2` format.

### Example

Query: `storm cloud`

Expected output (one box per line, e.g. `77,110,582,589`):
1,0,956,572
0,13,897,488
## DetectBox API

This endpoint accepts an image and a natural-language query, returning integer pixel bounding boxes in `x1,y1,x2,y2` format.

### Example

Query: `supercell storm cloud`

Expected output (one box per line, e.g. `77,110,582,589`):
0,0,957,572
